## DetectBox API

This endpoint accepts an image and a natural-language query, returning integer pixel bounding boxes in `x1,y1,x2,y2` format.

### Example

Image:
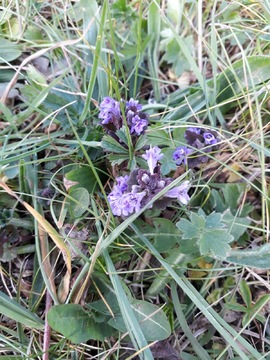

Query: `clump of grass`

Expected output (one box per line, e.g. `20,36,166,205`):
0,1,270,359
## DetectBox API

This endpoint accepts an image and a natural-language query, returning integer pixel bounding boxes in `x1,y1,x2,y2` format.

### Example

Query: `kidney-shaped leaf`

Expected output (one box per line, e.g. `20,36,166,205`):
109,300,171,341
47,304,113,344
69,187,90,218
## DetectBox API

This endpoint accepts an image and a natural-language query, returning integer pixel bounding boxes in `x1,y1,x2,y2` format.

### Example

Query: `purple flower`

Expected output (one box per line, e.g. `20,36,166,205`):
203,132,217,145
114,175,129,194
165,180,190,205
108,192,133,216
98,97,121,125
130,115,148,135
186,127,201,134
108,189,146,216
126,98,143,112
172,146,193,166
142,146,164,175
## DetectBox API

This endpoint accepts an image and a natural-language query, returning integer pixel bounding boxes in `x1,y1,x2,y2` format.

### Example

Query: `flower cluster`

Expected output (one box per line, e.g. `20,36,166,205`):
173,127,219,168
108,146,190,217
99,97,148,139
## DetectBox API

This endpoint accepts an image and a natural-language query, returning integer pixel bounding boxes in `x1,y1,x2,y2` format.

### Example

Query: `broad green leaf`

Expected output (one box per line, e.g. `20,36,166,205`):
222,210,250,241
0,291,44,329
199,229,233,258
109,300,171,341
47,304,112,343
65,165,99,194
178,237,199,255
152,218,181,252
225,244,270,269
0,39,22,63
69,187,90,218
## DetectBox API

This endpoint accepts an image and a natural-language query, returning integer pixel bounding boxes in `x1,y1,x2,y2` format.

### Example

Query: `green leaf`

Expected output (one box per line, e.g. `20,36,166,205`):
160,148,177,175
109,300,171,341
0,291,44,329
65,165,99,194
199,229,233,258
0,39,22,63
216,56,270,113
225,244,270,269
108,154,130,166
222,210,250,241
225,303,247,313
69,187,90,218
152,218,181,252
252,294,270,315
47,304,112,343
115,127,129,146
135,134,148,151
176,218,201,239
205,212,223,229
101,135,129,154
239,280,252,309
146,251,187,296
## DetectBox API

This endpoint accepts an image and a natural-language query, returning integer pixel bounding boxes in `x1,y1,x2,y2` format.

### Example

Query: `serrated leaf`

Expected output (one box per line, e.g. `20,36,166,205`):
101,135,128,154
108,154,129,166
160,148,177,175
176,218,200,239
135,134,148,151
47,304,112,343
199,229,233,258
190,212,206,228
115,127,129,146
205,212,223,229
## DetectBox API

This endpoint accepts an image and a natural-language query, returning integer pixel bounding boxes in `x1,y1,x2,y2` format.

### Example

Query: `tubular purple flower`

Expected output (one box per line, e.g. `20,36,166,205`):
114,175,129,194
126,98,143,112
203,132,217,145
172,146,193,166
108,192,133,217
142,146,164,175
130,115,148,135
165,180,190,205
108,190,146,216
98,97,121,125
